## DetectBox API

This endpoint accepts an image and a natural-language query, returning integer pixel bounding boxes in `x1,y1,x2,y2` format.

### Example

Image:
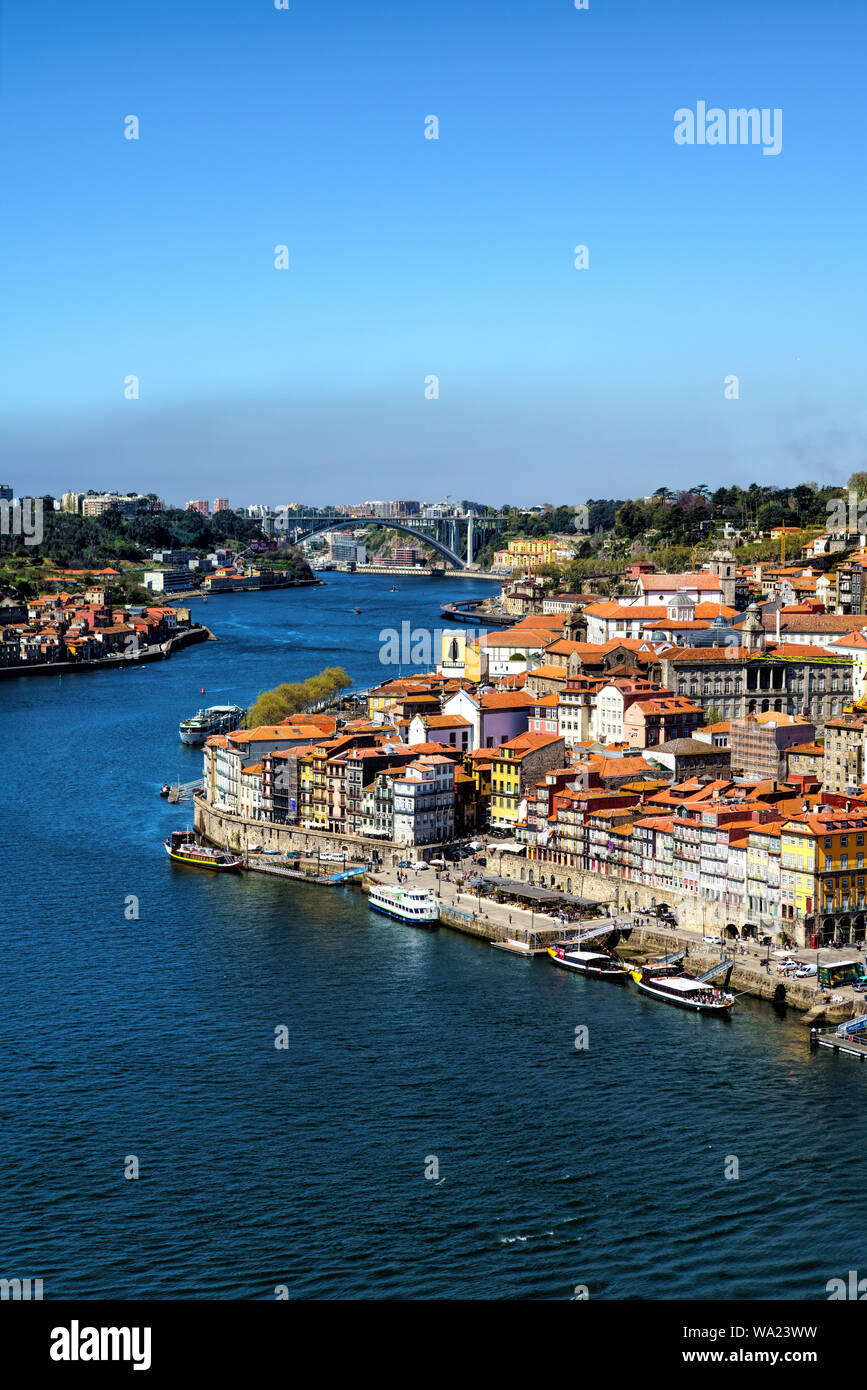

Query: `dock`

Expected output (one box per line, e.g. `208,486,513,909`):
165,780,201,804
490,939,546,957
811,1027,867,1060
242,855,368,888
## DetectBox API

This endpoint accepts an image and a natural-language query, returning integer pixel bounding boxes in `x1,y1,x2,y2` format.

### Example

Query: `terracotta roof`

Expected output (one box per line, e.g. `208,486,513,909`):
765,613,867,633
480,690,536,709
529,664,569,681
493,731,563,760
766,642,851,660
596,756,653,778
638,574,725,591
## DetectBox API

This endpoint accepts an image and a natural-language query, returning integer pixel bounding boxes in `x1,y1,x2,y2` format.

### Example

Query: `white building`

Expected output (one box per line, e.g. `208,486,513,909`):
392,756,455,845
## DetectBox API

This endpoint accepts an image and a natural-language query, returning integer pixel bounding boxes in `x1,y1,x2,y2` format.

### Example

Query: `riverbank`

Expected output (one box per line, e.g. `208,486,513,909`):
0,623,213,680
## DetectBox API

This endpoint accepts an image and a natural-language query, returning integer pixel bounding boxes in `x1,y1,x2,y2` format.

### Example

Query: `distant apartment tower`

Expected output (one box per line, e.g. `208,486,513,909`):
61,491,82,513
392,500,420,517
82,495,116,517
392,546,421,566
187,499,210,516
0,484,13,504
213,497,229,513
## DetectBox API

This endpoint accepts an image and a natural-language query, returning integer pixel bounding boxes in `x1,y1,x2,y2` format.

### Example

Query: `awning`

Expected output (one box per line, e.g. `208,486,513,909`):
474,874,599,907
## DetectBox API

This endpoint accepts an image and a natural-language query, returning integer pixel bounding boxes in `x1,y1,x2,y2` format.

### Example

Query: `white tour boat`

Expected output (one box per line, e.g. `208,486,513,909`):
368,882,439,927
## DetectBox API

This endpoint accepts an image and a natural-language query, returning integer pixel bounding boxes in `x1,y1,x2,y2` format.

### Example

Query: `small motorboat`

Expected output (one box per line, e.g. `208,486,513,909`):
354,608,362,614
159,783,170,798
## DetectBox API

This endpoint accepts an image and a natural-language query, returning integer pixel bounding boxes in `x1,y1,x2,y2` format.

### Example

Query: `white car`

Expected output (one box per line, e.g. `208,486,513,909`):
777,959,799,974
795,963,818,978
703,935,724,946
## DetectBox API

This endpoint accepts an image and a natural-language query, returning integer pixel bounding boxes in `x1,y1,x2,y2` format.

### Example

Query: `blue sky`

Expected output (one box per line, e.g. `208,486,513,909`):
1,0,865,506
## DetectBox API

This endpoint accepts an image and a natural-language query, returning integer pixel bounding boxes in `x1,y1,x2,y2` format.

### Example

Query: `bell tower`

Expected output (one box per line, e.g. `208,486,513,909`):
562,605,587,642
709,549,736,607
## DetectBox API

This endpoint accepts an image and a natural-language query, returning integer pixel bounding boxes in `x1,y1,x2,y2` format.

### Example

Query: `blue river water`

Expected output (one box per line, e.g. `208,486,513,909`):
2,573,864,1300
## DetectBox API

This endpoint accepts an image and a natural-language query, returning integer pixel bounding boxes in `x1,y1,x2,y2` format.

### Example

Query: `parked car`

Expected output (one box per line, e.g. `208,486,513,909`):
397,860,413,868
777,961,799,976
284,851,301,860
703,935,723,946
795,964,818,978
414,862,429,871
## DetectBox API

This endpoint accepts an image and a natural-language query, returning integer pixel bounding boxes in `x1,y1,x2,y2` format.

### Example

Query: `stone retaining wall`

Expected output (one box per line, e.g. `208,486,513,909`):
194,795,441,871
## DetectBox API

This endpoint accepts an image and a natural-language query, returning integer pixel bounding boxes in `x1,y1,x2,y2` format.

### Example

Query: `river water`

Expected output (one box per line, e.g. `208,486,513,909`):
1,574,862,1299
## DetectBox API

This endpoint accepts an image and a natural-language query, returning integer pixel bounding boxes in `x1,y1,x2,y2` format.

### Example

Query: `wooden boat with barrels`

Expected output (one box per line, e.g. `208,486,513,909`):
546,944,630,982
163,829,244,872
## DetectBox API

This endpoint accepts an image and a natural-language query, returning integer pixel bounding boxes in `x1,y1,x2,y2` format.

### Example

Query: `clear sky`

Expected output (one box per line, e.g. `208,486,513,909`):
1,0,864,507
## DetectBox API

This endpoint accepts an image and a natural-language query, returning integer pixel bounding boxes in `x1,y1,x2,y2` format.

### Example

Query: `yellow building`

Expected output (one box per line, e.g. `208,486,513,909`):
493,538,567,571
782,809,867,940
489,732,565,829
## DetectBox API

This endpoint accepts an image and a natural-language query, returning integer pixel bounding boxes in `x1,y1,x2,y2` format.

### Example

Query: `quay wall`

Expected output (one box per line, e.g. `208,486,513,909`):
194,796,443,871
484,850,793,940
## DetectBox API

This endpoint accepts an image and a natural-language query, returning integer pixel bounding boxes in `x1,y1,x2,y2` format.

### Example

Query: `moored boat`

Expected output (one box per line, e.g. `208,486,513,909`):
546,945,630,981
368,882,439,927
163,829,244,872
630,969,734,1014
179,704,246,745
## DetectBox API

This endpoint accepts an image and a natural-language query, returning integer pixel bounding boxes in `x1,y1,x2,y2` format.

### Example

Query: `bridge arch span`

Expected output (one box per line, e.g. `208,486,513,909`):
286,516,466,568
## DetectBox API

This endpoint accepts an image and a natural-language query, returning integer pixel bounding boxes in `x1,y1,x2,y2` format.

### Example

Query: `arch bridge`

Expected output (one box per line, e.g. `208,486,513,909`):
282,512,504,569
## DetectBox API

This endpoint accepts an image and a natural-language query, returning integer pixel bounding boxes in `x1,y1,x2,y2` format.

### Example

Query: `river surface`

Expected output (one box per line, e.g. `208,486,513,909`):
2,574,863,1299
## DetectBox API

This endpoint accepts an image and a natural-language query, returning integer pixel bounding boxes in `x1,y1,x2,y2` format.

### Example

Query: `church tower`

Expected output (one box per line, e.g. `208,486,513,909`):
709,549,736,607
740,603,766,653
562,605,587,643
